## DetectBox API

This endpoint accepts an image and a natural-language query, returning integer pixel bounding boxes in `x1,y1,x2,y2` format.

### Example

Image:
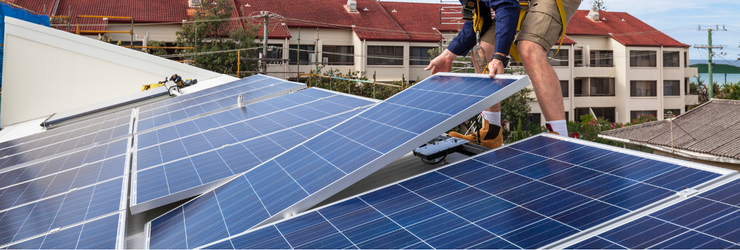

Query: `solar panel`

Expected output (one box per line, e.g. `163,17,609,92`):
135,75,305,132
130,89,377,213
0,111,133,173
145,73,533,249
0,176,127,247
566,178,740,249
189,134,731,250
2,211,126,249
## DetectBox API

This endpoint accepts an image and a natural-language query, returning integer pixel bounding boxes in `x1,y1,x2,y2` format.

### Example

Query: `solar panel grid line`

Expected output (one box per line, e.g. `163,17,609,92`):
0,137,132,213
0,109,129,152
0,122,132,174
134,84,305,135
191,133,732,250
131,101,370,174
130,98,377,213
144,74,534,249
253,74,532,227
136,75,272,113
562,174,740,249
0,176,128,247
134,80,306,134
0,211,127,250
133,90,344,152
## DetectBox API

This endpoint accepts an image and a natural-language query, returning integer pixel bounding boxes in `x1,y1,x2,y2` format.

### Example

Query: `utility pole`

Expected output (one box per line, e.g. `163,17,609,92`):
696,25,727,100
315,27,319,74
260,11,273,74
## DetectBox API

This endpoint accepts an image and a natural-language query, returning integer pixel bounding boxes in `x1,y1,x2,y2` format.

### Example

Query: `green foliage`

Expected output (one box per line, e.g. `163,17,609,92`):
589,0,608,10
721,82,740,100
175,0,259,74
146,40,168,56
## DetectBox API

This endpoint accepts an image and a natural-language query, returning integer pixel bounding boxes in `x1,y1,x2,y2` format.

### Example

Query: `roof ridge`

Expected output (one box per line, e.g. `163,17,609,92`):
372,0,410,40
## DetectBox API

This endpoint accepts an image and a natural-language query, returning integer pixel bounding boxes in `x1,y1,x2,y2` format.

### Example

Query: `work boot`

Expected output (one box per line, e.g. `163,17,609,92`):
449,119,503,149
545,123,561,136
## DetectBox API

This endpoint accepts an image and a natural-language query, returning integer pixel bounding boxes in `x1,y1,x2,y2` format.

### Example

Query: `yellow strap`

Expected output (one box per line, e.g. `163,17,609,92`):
549,0,567,62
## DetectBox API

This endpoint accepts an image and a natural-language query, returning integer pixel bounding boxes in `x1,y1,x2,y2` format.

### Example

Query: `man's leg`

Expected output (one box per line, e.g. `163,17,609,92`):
518,40,567,136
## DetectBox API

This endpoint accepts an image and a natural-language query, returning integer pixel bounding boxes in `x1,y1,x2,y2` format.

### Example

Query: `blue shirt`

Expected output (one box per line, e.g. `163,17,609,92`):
447,0,520,57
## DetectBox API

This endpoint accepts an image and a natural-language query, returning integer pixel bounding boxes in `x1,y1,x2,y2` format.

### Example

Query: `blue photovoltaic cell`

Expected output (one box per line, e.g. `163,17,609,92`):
0,120,129,172
0,177,124,246
0,110,130,153
4,212,122,249
0,138,128,188
196,135,723,250
570,178,740,249
0,154,126,211
147,75,533,248
134,90,375,207
136,76,304,132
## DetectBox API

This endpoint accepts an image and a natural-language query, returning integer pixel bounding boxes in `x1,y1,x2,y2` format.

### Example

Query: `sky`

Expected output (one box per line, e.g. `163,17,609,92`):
380,0,740,65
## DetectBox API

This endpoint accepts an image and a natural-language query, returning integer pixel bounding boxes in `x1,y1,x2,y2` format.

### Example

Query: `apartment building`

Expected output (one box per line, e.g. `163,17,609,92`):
528,8,699,125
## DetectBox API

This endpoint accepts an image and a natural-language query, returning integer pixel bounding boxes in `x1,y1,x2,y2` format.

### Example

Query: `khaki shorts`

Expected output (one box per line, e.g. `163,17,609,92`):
480,0,581,51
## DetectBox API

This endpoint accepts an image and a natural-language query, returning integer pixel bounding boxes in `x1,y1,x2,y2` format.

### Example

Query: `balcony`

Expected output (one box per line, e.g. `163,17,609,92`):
685,67,699,78
573,66,616,78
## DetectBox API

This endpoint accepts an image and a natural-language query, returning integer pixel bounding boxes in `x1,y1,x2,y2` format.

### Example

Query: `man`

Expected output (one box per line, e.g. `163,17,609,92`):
426,0,580,148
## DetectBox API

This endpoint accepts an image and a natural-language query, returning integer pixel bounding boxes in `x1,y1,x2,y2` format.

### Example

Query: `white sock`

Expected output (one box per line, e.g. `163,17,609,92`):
482,111,501,127
546,120,568,136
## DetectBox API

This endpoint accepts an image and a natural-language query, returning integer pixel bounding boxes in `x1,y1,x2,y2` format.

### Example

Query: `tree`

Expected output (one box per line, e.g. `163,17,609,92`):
176,0,259,74
589,0,608,10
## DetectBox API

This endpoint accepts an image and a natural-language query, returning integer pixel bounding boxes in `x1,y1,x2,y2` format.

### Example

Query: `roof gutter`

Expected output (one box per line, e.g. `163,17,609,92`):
598,134,740,165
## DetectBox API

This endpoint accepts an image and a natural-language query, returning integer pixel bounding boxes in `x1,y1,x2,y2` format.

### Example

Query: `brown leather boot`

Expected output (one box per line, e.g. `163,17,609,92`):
449,119,503,149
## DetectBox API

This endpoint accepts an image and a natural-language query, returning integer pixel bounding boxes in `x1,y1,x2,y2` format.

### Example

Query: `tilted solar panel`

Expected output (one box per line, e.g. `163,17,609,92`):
567,178,740,249
191,134,731,249
145,73,533,249
130,89,376,213
2,211,126,249
135,75,305,132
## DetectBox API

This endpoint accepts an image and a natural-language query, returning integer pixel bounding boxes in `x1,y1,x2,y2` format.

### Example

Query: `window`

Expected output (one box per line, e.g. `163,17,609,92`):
323,45,354,65
264,44,283,59
574,79,586,96
564,112,569,122
523,113,542,130
560,80,569,98
663,51,680,67
548,49,568,66
410,47,435,65
574,108,615,122
631,50,657,67
289,45,315,65
590,78,615,96
367,46,403,65
664,80,680,96
664,109,680,118
590,50,613,67
631,81,657,97
630,110,657,121
684,52,688,68
574,50,583,67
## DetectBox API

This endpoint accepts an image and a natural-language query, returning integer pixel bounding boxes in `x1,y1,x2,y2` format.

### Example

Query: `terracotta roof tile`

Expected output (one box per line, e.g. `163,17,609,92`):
378,1,460,42
601,99,740,160
566,10,688,48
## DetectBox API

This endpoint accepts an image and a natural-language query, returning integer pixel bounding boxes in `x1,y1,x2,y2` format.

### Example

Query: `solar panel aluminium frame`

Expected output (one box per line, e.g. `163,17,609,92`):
132,75,307,135
129,88,379,214
525,133,739,249
0,108,136,176
190,133,737,250
143,73,533,247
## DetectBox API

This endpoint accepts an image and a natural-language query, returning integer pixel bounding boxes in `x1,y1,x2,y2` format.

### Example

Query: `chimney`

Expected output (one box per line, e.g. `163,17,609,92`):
345,0,358,13
587,6,600,22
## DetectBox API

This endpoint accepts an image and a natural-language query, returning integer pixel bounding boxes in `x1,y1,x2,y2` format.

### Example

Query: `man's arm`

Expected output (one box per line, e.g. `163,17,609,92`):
487,0,520,77
445,5,493,57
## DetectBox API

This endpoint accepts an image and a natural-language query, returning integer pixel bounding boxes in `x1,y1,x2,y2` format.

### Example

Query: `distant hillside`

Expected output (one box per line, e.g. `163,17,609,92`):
689,59,740,67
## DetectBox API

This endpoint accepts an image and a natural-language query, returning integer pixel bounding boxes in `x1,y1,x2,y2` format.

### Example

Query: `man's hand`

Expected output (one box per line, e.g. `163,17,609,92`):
487,53,506,78
425,49,457,75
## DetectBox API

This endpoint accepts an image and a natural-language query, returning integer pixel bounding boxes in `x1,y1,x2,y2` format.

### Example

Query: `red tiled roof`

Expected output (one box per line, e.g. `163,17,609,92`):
238,0,409,41
556,34,576,45
53,0,190,23
378,1,460,42
5,0,54,15
566,10,688,48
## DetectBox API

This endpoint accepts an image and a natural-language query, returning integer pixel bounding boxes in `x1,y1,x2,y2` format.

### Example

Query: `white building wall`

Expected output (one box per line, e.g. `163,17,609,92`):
1,17,225,126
